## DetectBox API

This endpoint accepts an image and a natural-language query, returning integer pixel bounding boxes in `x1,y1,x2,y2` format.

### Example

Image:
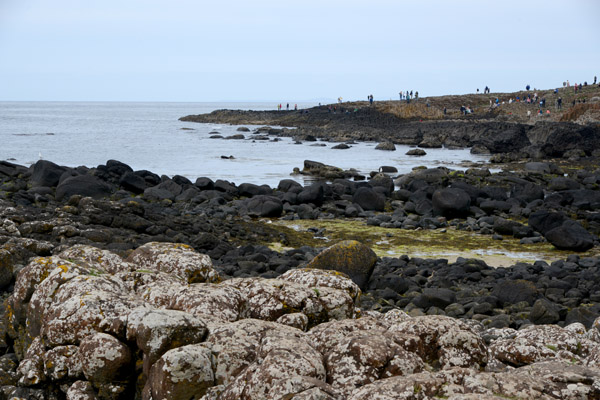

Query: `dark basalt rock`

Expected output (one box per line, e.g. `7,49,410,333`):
431,188,471,218
352,187,385,212
246,195,283,218
30,160,67,188
55,175,113,201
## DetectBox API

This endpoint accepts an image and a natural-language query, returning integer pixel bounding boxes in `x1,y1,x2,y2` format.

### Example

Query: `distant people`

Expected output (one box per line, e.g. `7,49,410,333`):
563,81,566,87
399,91,403,100
595,76,597,85
415,91,419,99
410,90,413,97
294,104,297,110
286,103,289,111
477,88,479,94
369,94,374,105
527,110,531,119
406,93,411,104
443,107,447,115
526,84,530,90
557,97,562,109
567,80,570,87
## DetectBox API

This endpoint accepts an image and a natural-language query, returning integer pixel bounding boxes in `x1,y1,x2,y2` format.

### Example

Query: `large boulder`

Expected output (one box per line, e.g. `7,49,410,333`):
55,175,112,201
529,211,595,251
30,160,67,187
246,195,283,218
432,188,471,218
126,242,220,284
297,183,324,206
375,142,396,151
306,240,377,290
545,220,595,251
352,187,385,211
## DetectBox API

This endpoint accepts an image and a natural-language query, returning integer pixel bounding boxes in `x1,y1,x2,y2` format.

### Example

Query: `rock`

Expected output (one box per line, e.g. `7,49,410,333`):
146,344,214,400
529,298,560,324
375,142,396,151
548,177,581,191
31,160,67,187
56,175,113,202
379,166,398,173
545,220,595,251
432,188,471,218
194,177,215,191
246,195,283,218
297,183,324,206
528,210,568,235
279,268,361,302
412,288,457,310
388,315,488,369
79,333,132,385
325,332,424,396
369,174,394,197
119,172,147,194
238,183,272,197
277,179,303,193
126,242,220,284
332,143,350,149
216,329,326,400
236,127,250,132
352,187,385,211
306,240,377,290
492,280,539,306
126,307,208,375
406,148,426,156
222,277,355,324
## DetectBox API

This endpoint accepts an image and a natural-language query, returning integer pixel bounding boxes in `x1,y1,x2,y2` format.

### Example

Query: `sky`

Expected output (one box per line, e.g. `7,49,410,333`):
1,0,599,102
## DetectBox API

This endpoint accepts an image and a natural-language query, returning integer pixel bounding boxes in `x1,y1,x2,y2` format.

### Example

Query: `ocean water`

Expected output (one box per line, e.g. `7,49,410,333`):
0,102,492,187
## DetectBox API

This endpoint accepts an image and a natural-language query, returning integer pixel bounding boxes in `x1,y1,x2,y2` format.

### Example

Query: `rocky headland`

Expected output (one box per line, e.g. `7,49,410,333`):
2,84,600,399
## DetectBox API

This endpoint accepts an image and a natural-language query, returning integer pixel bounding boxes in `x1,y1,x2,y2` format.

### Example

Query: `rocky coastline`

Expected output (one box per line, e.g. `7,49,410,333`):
2,87,600,398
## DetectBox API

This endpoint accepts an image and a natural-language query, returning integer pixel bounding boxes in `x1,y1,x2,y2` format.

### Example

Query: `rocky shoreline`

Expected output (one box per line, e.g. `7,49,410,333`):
3,89,600,398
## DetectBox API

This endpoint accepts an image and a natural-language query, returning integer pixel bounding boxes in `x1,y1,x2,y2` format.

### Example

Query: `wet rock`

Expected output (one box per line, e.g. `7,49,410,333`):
406,148,426,156
375,142,396,151
545,220,595,251
306,240,378,290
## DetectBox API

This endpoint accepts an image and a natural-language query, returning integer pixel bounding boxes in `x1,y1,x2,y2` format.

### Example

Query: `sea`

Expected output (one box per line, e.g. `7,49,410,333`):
0,102,492,188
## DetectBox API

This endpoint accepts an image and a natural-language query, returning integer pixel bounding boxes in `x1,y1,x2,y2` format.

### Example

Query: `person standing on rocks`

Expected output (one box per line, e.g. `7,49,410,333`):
557,97,562,110
286,103,289,111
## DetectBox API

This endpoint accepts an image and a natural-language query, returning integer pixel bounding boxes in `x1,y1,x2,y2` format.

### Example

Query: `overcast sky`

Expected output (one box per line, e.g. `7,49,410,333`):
1,0,598,102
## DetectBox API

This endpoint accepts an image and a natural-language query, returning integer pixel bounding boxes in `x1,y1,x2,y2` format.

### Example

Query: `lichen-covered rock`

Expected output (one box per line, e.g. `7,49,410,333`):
222,277,354,326
79,333,132,385
279,268,361,302
58,245,135,274
11,256,78,325
37,273,139,346
325,333,424,396
347,367,476,400
66,380,99,400
126,307,207,375
307,316,389,356
489,324,599,367
305,240,377,290
276,313,309,331
216,329,326,400
145,344,215,400
167,284,244,323
126,242,220,284
16,337,45,386
205,319,303,386
43,345,82,381
388,315,488,369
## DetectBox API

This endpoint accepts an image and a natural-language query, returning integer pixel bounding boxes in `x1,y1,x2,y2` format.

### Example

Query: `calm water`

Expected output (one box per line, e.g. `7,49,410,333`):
0,102,491,187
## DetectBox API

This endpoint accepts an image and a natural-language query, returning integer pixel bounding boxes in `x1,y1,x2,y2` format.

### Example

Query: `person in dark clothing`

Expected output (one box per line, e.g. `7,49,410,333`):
557,97,562,109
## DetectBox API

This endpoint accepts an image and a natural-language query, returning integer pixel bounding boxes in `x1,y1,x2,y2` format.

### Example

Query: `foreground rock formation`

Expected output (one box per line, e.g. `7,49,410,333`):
3,242,600,399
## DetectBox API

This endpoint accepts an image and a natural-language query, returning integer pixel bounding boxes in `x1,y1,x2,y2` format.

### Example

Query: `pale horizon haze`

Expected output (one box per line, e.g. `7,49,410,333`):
1,0,599,102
